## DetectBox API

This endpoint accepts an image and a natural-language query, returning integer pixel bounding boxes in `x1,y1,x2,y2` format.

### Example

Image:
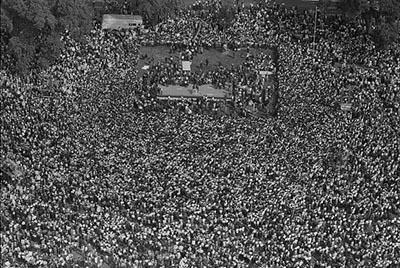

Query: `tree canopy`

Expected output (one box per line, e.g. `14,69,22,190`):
1,0,93,74
214,0,236,31
339,0,400,47
379,0,400,23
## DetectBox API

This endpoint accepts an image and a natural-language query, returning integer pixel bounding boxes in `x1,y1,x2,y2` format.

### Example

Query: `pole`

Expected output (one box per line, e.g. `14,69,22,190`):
313,6,318,51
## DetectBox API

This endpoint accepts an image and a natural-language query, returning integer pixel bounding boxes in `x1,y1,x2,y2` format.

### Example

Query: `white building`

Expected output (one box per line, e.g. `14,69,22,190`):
102,14,143,30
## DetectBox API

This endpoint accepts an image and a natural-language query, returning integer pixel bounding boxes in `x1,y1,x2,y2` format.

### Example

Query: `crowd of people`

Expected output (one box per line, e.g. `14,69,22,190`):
1,0,399,267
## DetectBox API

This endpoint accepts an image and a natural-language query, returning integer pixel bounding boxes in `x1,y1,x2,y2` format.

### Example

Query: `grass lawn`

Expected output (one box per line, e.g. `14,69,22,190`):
138,46,273,76
138,46,173,74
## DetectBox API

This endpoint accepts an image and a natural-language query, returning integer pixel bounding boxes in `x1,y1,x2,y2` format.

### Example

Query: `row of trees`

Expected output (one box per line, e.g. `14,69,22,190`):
1,0,94,73
0,0,180,74
1,0,399,74
338,0,400,47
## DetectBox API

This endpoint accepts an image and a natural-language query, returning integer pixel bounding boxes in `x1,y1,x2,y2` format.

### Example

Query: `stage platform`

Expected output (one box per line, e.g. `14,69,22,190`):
158,84,231,100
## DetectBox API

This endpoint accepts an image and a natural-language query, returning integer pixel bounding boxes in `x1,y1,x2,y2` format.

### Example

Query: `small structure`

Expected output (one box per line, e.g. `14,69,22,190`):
102,14,143,30
340,103,352,111
182,61,192,71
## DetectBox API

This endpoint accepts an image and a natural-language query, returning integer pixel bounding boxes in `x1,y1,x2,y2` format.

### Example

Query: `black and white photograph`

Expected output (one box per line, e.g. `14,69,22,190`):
1,0,399,267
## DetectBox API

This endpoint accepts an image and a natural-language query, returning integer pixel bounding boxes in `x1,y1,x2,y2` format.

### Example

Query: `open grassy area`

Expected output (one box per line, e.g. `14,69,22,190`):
192,48,247,72
138,46,173,76
138,46,273,75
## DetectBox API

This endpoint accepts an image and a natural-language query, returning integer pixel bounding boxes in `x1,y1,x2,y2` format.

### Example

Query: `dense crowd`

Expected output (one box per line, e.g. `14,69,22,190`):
1,0,399,267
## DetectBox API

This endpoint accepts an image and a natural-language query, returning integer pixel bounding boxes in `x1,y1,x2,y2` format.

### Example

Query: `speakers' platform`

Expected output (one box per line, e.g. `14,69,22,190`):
157,84,231,100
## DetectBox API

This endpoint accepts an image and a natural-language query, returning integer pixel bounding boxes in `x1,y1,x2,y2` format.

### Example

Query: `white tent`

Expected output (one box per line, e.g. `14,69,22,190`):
102,14,143,30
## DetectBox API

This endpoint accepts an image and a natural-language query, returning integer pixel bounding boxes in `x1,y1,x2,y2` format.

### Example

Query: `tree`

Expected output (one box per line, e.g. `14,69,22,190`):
209,0,236,31
379,0,400,23
339,0,400,48
217,2,236,30
372,21,400,48
1,0,93,74
339,0,362,16
371,0,399,47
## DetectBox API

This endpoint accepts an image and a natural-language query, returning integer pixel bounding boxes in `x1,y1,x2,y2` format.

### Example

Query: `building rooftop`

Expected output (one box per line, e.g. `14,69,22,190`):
103,14,143,21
